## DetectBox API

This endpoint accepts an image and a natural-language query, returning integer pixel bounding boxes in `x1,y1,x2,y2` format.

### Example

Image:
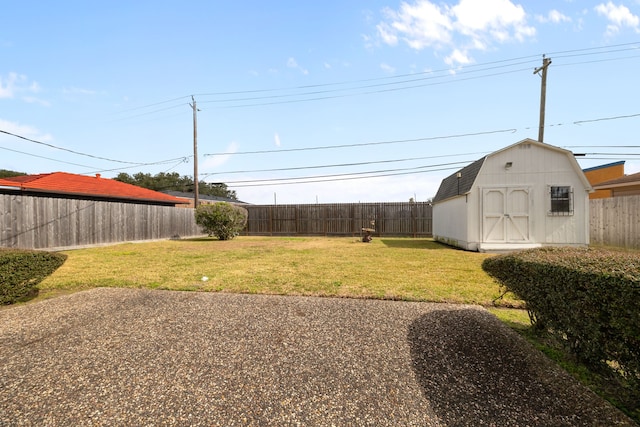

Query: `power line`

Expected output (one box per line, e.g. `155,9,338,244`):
0,129,191,167
3,109,639,178
202,152,489,177
564,145,640,148
0,146,97,169
219,160,470,184
86,158,190,175
201,67,536,109
546,41,640,58
205,129,517,157
0,129,146,164
197,61,538,106
212,152,639,188
204,109,640,157
574,113,640,125
224,164,467,188
212,149,639,189
116,41,640,118
3,116,638,178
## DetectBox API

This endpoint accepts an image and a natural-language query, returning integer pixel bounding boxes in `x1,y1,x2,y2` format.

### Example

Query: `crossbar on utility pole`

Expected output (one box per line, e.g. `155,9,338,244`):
534,55,552,143
189,96,199,208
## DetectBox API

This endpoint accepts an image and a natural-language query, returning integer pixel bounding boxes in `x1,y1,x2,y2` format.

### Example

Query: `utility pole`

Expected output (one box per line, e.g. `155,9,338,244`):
534,55,552,143
189,96,199,208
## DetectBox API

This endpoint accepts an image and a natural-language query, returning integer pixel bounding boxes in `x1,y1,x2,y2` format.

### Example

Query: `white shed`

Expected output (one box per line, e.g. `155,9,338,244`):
432,139,593,252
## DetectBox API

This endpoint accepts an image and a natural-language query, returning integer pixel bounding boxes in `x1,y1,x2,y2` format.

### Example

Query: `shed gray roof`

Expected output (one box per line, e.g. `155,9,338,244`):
433,157,485,203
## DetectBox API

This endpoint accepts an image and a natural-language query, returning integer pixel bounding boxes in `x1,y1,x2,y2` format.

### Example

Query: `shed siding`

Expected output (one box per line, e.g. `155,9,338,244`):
432,196,472,249
433,139,591,252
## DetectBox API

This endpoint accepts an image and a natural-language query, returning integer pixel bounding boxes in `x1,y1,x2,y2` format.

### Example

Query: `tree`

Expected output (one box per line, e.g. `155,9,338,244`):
195,202,247,240
0,169,27,179
114,172,238,200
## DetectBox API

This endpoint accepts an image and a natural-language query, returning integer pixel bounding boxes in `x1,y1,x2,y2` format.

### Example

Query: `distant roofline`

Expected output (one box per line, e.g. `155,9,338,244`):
582,160,625,173
162,190,249,204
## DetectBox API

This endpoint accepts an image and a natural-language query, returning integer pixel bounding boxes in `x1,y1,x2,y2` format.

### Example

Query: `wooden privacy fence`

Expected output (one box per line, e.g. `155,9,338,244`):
590,195,640,249
3,194,637,250
242,202,433,237
0,194,202,250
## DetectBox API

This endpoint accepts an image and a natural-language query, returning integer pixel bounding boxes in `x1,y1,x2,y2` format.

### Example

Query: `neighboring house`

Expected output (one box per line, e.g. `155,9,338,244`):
432,138,593,252
592,171,640,197
582,161,625,199
0,172,188,206
161,190,248,208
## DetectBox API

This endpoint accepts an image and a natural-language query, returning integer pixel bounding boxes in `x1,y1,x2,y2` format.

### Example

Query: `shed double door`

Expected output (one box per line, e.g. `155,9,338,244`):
482,187,531,243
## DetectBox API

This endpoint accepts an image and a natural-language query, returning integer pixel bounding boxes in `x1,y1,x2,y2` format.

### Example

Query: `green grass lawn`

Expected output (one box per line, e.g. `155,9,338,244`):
39,236,522,307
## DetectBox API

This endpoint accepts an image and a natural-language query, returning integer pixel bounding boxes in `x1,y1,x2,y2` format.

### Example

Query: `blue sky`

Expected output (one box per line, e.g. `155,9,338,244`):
1,0,639,204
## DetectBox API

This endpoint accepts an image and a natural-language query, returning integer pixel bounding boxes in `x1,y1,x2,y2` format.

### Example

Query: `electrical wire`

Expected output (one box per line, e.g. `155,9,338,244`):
116,41,640,118
201,152,489,177
574,113,640,125
564,145,640,148
0,129,147,164
225,165,466,188
205,129,517,157
211,150,640,188
3,107,639,178
0,146,97,169
218,161,470,185
202,67,536,109
0,129,192,167
197,61,538,106
204,108,640,157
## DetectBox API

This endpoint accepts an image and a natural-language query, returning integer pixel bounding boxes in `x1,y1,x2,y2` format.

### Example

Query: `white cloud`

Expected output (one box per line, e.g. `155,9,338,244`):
536,9,572,24
595,2,640,36
62,86,97,96
380,62,396,73
0,72,48,105
378,1,452,49
444,48,472,66
0,72,29,98
22,96,51,107
376,0,536,66
286,57,309,75
362,33,376,50
202,141,238,169
274,132,281,147
0,119,53,143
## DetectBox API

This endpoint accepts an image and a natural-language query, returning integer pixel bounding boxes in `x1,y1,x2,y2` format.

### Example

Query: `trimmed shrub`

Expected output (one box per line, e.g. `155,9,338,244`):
0,249,67,304
482,247,640,389
195,202,248,241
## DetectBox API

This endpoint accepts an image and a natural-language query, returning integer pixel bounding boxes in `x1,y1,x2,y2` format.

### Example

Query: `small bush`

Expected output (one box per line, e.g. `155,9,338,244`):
0,249,67,304
195,202,248,241
482,247,640,403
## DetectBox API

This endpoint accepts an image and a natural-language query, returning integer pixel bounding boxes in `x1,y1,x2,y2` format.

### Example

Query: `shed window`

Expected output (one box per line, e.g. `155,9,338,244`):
550,186,573,215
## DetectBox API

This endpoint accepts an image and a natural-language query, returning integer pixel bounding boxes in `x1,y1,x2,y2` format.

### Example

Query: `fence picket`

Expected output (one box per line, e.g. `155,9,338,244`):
2,194,637,250
242,202,433,237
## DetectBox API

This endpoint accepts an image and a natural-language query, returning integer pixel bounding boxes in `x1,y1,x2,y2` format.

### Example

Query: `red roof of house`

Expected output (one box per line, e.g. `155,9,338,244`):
0,172,188,205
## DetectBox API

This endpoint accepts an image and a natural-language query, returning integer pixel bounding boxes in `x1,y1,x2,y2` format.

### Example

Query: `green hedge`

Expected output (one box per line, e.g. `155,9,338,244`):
0,249,67,304
482,247,640,387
